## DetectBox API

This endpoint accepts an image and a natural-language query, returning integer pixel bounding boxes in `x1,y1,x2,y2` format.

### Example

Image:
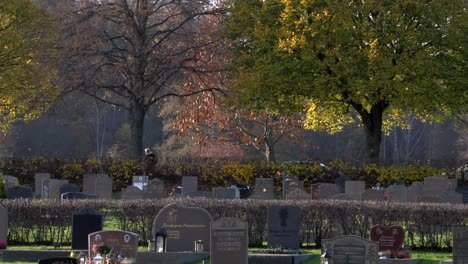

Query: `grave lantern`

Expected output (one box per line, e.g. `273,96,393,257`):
121,257,135,264
155,228,167,252
194,240,204,252
93,254,103,264
321,248,332,264
78,251,87,264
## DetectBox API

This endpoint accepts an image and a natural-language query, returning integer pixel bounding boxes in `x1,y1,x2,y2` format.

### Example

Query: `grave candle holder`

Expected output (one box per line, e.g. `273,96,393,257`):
195,240,204,252
321,248,332,264
93,254,103,264
155,228,167,252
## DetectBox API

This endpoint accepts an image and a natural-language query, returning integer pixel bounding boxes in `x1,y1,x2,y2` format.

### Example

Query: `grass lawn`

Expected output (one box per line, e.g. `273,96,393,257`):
2,247,452,264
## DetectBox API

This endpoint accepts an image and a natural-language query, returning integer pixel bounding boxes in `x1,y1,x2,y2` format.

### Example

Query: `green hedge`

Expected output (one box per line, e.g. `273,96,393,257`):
1,198,467,249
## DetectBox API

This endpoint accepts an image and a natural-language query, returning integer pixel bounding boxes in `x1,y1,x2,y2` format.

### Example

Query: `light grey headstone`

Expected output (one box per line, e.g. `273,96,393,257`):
387,185,408,203
61,192,98,200
144,178,165,199
34,173,51,198
345,181,365,200
6,186,32,199
132,175,149,190
83,174,100,194
285,188,311,200
122,186,144,200
453,227,468,264
322,235,378,264
88,230,138,259
212,187,237,199
0,205,7,244
423,176,453,195
48,179,69,200
282,177,304,199
2,175,18,188
318,183,340,200
267,205,300,249
361,189,385,201
331,193,353,200
152,203,213,252
211,217,248,264
182,176,198,197
250,178,274,200
94,174,112,200
408,182,423,202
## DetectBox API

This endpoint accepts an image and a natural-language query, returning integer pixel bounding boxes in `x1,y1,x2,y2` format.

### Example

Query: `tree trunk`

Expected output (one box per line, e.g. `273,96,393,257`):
265,140,276,163
354,101,388,164
129,102,146,159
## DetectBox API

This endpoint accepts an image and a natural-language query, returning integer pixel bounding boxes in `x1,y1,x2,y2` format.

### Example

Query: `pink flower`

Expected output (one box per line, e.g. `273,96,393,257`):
92,244,100,253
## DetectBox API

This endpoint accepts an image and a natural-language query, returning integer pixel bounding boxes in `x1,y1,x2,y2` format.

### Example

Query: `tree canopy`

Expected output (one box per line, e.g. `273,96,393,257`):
0,0,57,133
226,0,467,163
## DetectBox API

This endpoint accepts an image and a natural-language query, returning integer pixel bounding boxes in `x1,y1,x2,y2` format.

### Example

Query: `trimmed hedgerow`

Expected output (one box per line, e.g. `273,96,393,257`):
1,198,466,249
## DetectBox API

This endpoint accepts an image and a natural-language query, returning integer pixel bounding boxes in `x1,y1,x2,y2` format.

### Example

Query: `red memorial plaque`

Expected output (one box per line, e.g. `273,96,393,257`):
370,224,405,255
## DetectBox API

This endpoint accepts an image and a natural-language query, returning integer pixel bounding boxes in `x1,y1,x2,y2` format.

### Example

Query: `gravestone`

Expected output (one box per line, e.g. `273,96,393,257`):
212,187,237,199
335,175,350,193
0,205,7,246
456,186,468,204
2,175,18,188
322,235,378,264
152,203,213,252
331,193,352,200
211,217,248,264
122,186,144,200
94,174,112,200
48,179,69,200
61,192,98,200
386,185,408,203
88,230,138,259
6,186,33,199
267,205,300,249
360,189,385,201
370,224,405,256
38,257,78,264
250,178,274,200
318,183,340,200
132,175,149,190
59,183,80,196
282,177,304,199
34,173,51,198
184,190,212,199
285,188,311,200
182,176,198,197
42,179,50,198
83,174,99,194
453,227,468,264
345,181,365,200
144,178,165,199
72,208,103,250
311,183,320,199
407,182,423,202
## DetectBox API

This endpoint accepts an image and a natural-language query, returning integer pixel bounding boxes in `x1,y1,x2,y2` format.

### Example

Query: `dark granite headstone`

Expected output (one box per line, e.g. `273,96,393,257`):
182,176,198,197
72,208,103,250
335,175,349,193
38,257,78,264
153,203,213,252
61,192,98,200
6,186,32,199
211,217,248,264
144,178,165,199
88,230,138,259
122,186,144,200
59,183,80,196
0,205,7,245
212,187,237,199
453,227,468,264
267,205,300,249
456,186,468,204
49,179,69,200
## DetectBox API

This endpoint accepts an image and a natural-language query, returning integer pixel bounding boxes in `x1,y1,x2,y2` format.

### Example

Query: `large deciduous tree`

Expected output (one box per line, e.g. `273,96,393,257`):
226,0,467,163
60,0,225,158
0,0,57,134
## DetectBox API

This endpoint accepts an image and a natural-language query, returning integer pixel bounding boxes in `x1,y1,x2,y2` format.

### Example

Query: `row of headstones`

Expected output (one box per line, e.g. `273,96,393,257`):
71,203,302,263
